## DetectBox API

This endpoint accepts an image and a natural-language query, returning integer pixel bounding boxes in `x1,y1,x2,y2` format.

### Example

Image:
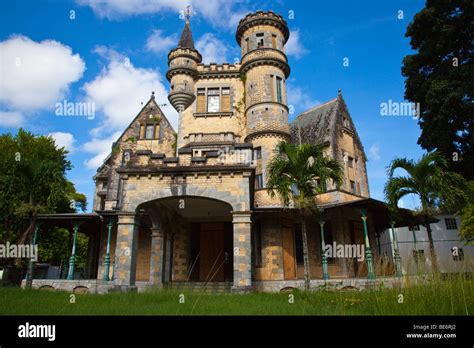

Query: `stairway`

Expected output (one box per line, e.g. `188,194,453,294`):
166,282,232,293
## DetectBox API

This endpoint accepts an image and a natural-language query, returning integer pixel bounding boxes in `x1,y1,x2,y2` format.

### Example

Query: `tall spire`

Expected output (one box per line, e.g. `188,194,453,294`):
177,6,195,49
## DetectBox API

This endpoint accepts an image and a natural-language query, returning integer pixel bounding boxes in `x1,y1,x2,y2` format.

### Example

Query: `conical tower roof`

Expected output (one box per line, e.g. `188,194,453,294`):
177,19,195,49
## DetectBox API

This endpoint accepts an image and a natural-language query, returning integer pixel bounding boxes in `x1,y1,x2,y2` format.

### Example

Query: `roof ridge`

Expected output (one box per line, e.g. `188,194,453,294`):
293,97,338,121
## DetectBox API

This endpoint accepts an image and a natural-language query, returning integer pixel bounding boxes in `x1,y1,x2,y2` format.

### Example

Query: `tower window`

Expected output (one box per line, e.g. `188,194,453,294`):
207,88,220,112
347,156,354,168
245,37,250,52
256,33,264,47
272,34,277,48
254,147,262,159
276,76,283,103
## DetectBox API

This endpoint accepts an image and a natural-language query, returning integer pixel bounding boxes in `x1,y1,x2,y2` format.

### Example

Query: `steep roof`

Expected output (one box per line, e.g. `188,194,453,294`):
177,19,195,49
290,98,338,145
290,92,367,160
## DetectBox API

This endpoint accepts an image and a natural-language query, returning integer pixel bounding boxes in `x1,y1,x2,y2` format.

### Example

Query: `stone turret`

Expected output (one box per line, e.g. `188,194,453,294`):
237,10,291,206
166,18,202,112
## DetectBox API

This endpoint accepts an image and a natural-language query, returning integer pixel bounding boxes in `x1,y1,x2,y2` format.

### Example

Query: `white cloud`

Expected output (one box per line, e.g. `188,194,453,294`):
49,132,76,153
82,131,122,169
83,46,177,134
76,0,248,30
286,30,309,60
196,33,228,64
0,111,24,128
287,79,320,116
0,35,85,112
146,29,177,55
82,46,177,169
369,143,381,161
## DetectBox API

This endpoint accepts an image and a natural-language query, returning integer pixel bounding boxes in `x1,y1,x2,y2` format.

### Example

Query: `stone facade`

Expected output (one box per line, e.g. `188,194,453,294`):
37,10,392,294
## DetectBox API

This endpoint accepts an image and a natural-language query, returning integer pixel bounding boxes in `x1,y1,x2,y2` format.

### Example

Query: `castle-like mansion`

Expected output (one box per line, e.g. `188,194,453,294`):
31,11,416,293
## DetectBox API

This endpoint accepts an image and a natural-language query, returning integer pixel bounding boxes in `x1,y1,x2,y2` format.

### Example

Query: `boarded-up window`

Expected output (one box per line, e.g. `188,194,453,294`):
145,125,154,139
221,87,231,112
196,88,206,113
272,34,277,48
276,76,283,103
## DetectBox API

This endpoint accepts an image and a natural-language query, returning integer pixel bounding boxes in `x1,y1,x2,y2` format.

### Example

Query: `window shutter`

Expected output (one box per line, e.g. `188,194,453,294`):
221,88,231,112
197,88,206,113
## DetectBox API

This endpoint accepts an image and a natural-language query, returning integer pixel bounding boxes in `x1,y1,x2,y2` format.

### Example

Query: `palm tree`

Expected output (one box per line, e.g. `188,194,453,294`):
267,142,343,290
384,151,468,273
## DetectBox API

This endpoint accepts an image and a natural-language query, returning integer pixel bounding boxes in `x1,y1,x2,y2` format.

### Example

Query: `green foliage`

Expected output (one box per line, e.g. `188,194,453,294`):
0,129,87,267
402,0,474,179
0,275,472,315
37,227,89,271
460,204,474,244
267,142,343,207
384,151,469,213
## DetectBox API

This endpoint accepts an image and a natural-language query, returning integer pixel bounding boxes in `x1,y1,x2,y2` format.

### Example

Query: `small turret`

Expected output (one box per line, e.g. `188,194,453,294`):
166,12,201,112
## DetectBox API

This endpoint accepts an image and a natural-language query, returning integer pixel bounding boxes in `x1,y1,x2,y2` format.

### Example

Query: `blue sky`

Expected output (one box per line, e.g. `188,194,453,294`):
0,0,426,210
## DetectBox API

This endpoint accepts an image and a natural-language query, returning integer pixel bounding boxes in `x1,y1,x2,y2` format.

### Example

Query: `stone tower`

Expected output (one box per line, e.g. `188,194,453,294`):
166,17,202,113
236,11,291,206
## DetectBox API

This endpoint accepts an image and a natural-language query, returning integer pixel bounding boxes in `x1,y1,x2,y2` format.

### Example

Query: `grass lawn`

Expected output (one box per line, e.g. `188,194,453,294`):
0,276,473,316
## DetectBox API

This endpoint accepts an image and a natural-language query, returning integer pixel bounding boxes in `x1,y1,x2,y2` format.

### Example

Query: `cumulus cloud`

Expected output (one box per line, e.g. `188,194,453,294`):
286,79,320,117
368,143,381,161
83,46,177,134
146,29,177,55
196,33,229,64
77,0,248,30
0,35,85,113
82,131,122,169
286,30,309,60
49,132,76,153
81,46,177,169
0,111,24,128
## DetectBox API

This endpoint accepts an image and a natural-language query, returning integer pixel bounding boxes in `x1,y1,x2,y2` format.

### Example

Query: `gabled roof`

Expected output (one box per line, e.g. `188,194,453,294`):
290,91,367,160
290,98,338,145
95,93,175,173
177,19,195,49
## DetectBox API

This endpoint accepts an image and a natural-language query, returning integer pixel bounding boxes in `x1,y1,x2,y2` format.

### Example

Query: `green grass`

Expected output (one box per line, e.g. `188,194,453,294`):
1,275,473,316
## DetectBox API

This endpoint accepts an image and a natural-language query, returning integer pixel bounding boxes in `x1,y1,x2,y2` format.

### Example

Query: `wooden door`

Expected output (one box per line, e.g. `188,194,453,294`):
199,223,225,281
282,226,297,280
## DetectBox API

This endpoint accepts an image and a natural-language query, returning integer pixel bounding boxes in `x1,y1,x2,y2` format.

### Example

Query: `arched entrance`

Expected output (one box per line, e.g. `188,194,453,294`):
137,196,234,284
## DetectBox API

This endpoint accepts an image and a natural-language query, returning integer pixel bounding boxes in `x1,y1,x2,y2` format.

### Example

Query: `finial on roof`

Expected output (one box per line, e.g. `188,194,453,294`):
151,91,155,99
185,5,191,21
177,7,195,49
338,89,342,96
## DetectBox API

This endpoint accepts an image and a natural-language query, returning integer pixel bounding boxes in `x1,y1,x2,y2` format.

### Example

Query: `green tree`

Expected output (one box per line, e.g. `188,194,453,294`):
0,129,86,270
267,142,343,290
402,0,474,179
384,151,468,272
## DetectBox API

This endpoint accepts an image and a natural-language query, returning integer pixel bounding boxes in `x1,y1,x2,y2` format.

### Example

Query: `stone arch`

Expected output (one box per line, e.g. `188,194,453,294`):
38,285,54,291
73,286,89,294
126,185,249,214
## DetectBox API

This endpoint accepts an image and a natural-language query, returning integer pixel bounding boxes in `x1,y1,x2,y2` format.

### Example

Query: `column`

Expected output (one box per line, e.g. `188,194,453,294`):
25,223,41,288
163,231,174,283
149,223,165,286
102,219,115,281
390,221,403,277
319,220,330,280
113,213,138,287
232,211,252,291
360,209,375,280
67,222,81,280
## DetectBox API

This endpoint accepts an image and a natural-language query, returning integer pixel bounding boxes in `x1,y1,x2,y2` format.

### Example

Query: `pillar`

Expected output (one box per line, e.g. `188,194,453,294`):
113,213,138,287
232,211,252,291
102,219,115,281
25,223,41,287
149,223,165,286
390,221,403,277
360,209,375,280
67,222,81,280
319,220,329,280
